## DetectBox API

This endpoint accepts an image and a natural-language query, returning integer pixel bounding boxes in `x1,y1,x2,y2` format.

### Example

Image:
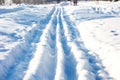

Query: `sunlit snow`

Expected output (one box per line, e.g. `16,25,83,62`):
0,1,120,80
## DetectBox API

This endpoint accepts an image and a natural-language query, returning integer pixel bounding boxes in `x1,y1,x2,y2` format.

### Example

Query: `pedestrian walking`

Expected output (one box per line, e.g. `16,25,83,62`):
73,0,77,6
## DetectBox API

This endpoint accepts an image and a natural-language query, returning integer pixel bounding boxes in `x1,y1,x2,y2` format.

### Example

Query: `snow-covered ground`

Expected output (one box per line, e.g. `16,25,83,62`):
0,1,120,80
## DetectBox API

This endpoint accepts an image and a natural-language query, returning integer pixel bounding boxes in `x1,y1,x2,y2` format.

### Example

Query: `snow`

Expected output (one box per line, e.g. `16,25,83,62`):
0,1,120,80
77,18,120,80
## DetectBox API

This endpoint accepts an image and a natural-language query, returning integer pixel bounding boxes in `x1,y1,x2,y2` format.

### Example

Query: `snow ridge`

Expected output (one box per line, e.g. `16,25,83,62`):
0,5,55,80
23,6,58,80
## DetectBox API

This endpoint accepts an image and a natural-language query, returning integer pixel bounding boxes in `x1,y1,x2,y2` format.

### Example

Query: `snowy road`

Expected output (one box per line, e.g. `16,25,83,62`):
0,1,120,80
22,6,99,80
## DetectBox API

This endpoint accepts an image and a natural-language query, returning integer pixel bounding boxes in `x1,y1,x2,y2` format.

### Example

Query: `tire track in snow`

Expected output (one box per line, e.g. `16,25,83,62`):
23,6,58,80
2,5,113,80
5,24,42,80
55,7,77,80
4,6,56,80
61,8,95,80
61,7,112,80
60,8,77,80
54,7,66,80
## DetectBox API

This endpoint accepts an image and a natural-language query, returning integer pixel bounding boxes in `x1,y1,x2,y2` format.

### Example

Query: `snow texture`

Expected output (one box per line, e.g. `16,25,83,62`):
0,1,120,80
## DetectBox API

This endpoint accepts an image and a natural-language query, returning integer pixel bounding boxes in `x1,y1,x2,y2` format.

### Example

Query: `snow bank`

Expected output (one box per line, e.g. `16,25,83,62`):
0,6,24,14
92,1,120,16
64,1,120,26
0,21,40,79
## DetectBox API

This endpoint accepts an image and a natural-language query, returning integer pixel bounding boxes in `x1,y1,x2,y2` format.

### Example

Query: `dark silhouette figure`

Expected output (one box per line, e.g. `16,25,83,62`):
57,0,60,3
0,0,4,5
73,0,77,6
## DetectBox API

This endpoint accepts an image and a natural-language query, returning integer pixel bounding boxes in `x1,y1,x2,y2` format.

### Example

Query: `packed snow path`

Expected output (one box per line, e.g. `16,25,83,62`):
0,2,118,80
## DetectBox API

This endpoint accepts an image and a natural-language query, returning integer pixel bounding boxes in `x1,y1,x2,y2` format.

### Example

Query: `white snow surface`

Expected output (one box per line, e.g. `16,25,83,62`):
0,1,120,80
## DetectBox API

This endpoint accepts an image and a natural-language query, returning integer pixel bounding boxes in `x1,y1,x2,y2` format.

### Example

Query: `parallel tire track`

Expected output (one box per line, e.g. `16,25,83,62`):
59,7,77,80
23,6,58,80
61,7,112,80
2,5,113,80
4,6,56,80
55,7,77,80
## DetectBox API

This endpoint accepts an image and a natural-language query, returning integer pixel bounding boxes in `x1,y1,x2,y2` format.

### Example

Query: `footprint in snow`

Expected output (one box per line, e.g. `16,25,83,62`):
110,30,119,36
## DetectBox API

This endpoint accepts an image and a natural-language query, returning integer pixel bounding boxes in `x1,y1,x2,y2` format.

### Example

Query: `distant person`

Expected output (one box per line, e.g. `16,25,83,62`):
57,0,60,3
73,0,77,6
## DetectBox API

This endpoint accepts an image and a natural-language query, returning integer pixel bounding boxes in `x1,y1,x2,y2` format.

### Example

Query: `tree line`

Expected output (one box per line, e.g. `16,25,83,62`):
0,0,119,5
